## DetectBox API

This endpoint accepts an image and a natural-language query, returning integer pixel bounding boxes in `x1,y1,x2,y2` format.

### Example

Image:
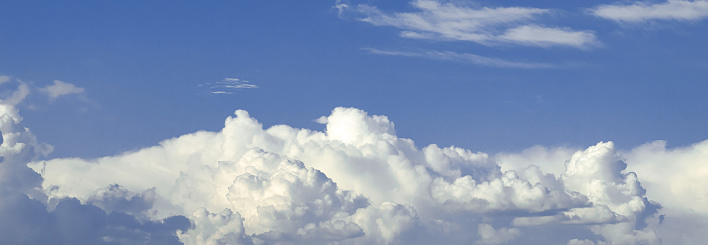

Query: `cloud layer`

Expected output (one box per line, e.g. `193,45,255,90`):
2,77,707,244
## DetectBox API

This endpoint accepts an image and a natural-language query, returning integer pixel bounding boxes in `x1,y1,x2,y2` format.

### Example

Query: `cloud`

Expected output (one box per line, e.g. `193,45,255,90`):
364,48,555,68
623,140,708,213
4,75,707,244
499,25,597,49
341,0,597,48
0,75,10,84
26,106,678,244
477,224,521,244
201,78,258,95
39,80,85,100
592,0,708,22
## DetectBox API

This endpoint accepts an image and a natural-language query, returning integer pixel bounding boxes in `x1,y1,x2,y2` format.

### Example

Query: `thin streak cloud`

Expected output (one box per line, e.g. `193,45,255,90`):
363,48,555,69
200,78,258,95
592,0,708,22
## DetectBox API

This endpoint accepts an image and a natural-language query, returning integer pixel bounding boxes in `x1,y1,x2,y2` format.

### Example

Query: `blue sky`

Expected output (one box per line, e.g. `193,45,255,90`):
2,0,708,244
2,0,707,158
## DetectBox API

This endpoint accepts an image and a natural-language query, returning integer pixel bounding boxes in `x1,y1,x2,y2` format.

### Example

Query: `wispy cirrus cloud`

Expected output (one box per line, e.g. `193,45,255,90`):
592,0,708,22
339,0,598,49
363,48,555,69
200,77,258,95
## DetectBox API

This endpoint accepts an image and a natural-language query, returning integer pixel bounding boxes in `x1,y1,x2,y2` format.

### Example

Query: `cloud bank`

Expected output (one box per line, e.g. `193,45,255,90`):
339,0,597,48
2,77,707,244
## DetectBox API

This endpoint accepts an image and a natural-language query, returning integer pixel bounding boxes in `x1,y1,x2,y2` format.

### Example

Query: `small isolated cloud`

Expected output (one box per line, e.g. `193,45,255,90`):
592,0,708,22
364,48,555,68
340,0,598,48
39,80,85,100
201,77,258,95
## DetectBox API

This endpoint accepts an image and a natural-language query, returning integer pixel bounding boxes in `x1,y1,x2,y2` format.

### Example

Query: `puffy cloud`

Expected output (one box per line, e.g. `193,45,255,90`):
177,208,252,245
592,0,708,22
477,224,521,245
340,0,597,48
27,105,677,244
494,144,578,176
39,80,85,100
620,140,708,243
5,75,707,244
622,140,708,215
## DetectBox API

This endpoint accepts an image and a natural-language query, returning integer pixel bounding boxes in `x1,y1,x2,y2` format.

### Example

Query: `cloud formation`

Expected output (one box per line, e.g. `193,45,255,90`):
39,80,85,100
592,0,708,22
30,106,674,244
3,76,707,244
339,0,597,48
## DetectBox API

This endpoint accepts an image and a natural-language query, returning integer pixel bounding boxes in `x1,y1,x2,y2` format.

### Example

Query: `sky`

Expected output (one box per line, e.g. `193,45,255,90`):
1,0,708,244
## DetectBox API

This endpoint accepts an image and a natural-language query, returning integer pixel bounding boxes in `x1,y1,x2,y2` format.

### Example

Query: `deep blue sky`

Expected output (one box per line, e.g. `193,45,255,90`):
2,0,707,158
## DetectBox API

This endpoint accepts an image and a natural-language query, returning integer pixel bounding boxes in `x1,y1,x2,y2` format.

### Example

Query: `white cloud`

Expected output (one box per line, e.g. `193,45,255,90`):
364,48,555,68
4,75,708,244
39,80,85,100
202,78,258,94
622,140,708,213
26,106,677,244
592,0,708,22
342,0,597,48
499,25,597,49
477,224,521,245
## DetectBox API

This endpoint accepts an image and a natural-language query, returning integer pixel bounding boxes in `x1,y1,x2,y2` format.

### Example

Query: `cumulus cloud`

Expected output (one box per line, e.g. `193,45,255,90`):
25,104,678,244
363,48,555,68
477,224,521,244
201,78,258,95
39,80,85,100
4,75,708,244
340,0,597,48
592,0,708,22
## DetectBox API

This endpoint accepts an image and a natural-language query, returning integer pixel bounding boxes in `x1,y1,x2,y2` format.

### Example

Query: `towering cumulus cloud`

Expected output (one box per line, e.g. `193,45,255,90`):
2,77,706,244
